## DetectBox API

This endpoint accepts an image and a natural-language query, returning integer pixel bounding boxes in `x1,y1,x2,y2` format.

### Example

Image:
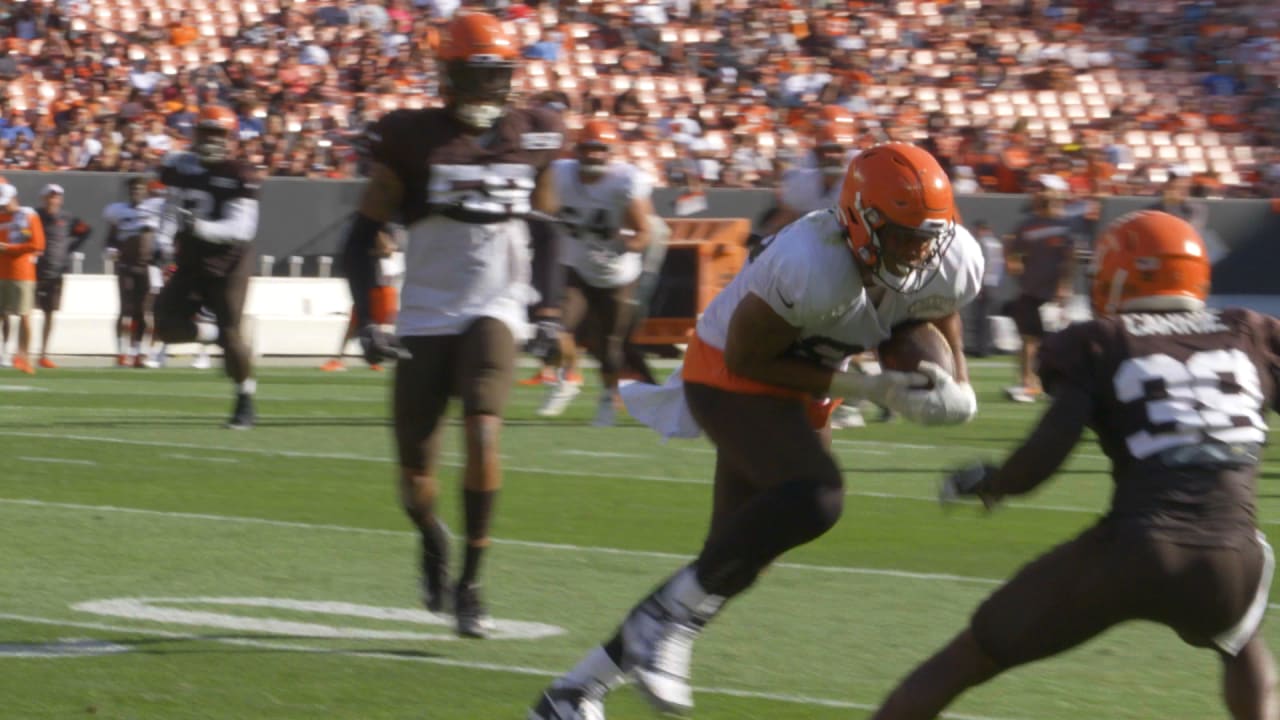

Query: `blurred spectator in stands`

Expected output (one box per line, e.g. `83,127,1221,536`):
1149,168,1210,231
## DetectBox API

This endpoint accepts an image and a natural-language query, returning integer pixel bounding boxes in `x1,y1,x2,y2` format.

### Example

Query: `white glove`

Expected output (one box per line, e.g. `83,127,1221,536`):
885,361,977,426
828,368,925,407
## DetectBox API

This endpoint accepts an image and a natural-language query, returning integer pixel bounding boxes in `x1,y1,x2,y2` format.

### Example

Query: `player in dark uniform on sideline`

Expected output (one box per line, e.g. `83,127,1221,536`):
872,210,1280,720
104,177,165,368
153,105,261,429
341,11,564,638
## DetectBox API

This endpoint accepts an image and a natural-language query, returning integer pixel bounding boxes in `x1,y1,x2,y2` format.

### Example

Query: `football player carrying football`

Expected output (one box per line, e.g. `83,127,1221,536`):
871,211,1280,720
528,143,985,720
152,105,261,429
340,12,564,639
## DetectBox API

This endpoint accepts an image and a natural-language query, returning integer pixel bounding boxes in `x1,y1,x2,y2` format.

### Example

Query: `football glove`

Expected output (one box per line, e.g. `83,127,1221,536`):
828,368,925,407
884,361,977,426
526,319,563,365
358,324,410,365
939,462,1000,509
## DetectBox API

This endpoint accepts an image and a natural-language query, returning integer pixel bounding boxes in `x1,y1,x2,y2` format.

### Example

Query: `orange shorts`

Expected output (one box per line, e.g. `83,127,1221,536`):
349,286,399,329
681,333,838,429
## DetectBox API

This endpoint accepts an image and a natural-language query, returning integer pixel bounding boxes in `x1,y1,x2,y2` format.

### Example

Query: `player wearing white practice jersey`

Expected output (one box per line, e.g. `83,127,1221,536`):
536,119,655,426
530,143,983,720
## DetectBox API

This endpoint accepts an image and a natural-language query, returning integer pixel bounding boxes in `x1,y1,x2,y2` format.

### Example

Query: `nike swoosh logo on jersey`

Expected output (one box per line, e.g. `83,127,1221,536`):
777,288,795,309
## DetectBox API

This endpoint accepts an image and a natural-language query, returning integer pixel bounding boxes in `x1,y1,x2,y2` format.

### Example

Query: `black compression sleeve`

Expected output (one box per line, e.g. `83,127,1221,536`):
342,213,383,327
527,218,564,317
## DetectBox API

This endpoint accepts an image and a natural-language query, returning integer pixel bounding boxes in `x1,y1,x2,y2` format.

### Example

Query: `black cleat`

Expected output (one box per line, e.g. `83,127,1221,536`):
527,684,606,720
225,393,255,430
421,562,450,614
453,582,493,639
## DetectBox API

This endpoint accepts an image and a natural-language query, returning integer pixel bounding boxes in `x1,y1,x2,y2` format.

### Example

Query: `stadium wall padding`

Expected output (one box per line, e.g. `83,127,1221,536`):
3,171,1277,295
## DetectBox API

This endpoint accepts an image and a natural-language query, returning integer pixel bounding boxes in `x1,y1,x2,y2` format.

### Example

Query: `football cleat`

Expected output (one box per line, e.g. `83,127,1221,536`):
622,595,700,715
420,545,450,614
225,392,256,430
537,380,581,417
453,582,494,639
518,369,555,386
0,354,11,368
192,351,212,370
527,685,606,720
13,356,34,375
116,354,129,367
320,359,346,372
1004,386,1040,404
133,355,146,369
37,357,57,369
591,395,616,427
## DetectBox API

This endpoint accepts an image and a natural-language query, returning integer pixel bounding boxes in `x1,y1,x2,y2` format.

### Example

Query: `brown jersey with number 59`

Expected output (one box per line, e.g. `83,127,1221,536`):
1038,308,1280,546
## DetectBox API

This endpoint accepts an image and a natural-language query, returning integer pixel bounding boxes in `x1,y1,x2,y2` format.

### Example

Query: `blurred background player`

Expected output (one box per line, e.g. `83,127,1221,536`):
874,211,1279,720
341,12,564,638
104,177,165,368
529,143,984,720
153,105,261,429
536,119,655,426
0,181,45,374
1004,175,1077,403
33,183,91,369
321,226,403,372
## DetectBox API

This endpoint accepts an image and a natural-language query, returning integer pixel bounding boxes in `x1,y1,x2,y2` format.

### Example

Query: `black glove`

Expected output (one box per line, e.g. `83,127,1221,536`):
358,324,410,365
939,462,1000,509
526,319,562,365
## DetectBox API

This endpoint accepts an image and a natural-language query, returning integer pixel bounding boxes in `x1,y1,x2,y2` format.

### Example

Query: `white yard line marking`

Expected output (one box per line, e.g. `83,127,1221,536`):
165,453,241,464
0,612,1021,720
558,449,649,459
0,430,1121,518
16,456,96,466
0,496,1020,587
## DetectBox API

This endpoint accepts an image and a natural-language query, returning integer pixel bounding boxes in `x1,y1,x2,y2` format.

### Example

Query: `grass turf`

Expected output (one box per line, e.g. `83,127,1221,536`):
1,359,1277,720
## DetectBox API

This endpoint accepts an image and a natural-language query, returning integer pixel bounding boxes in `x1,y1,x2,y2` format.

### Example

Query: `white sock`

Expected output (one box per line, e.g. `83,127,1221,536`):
195,322,219,344
665,565,725,620
557,646,625,694
237,379,257,396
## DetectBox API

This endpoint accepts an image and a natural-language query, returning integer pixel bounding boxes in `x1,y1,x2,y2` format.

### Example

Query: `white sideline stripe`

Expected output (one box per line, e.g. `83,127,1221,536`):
0,613,1017,720
558,449,649,459
16,456,97,466
165,453,241,464
0,429,1121,517
0,497,1005,586
0,430,1189,520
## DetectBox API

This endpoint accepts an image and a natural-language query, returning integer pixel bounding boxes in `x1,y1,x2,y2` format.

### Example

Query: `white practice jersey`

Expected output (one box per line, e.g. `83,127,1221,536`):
103,199,163,237
695,210,985,369
551,158,652,288
779,166,845,215
397,216,538,341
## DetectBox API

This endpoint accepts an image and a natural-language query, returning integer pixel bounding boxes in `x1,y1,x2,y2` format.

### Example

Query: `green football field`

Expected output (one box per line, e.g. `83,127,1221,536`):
2,359,1278,720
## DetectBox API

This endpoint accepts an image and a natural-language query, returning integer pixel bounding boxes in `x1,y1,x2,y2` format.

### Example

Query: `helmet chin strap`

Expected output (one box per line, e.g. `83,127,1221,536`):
455,103,505,129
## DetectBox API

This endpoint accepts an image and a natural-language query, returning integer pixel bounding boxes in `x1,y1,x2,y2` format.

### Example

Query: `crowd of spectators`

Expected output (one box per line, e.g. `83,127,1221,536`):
0,0,1277,199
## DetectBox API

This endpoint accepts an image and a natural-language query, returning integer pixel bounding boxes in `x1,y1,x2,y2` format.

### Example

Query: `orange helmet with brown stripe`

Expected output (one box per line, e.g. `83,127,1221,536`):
194,105,238,164
1091,210,1210,316
836,142,957,293
576,119,618,177
439,12,519,129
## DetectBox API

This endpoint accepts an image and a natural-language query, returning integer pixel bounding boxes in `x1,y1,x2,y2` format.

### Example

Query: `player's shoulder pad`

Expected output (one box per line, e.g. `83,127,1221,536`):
518,106,565,150
161,151,199,171
1037,319,1110,395
362,108,428,151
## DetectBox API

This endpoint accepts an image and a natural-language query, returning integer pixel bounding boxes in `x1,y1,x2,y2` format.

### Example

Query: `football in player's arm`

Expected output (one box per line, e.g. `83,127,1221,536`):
873,210,1280,720
529,143,983,720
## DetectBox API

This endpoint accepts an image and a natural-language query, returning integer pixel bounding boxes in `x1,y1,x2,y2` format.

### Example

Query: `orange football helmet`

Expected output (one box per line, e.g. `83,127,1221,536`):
814,122,856,176
194,105,238,163
836,142,956,292
577,119,618,176
439,12,519,129
1090,210,1210,316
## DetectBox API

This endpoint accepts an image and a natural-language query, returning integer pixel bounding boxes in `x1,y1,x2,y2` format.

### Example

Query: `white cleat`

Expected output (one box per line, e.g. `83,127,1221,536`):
1004,386,1038,404
192,352,212,370
591,396,617,427
527,684,607,720
537,380,581,417
829,404,866,430
622,597,699,716
0,354,10,368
